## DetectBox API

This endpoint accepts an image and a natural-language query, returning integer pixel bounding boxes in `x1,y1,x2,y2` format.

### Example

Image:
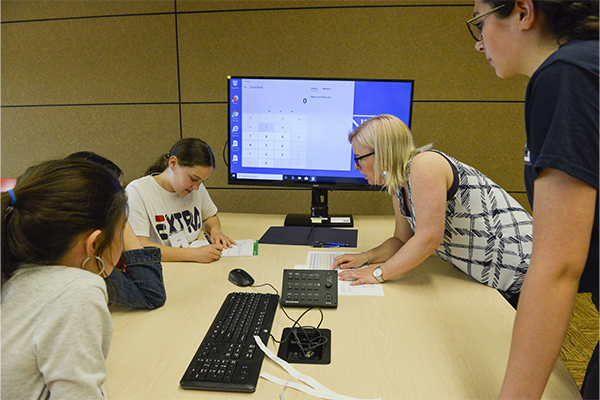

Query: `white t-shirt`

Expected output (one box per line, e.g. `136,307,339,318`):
1,265,112,400
125,175,218,247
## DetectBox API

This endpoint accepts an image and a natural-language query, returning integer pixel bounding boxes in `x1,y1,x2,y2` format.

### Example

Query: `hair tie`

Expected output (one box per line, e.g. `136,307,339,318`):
7,189,16,207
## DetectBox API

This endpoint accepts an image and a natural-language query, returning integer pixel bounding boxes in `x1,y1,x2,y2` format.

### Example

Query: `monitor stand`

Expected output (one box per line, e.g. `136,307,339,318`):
284,187,354,228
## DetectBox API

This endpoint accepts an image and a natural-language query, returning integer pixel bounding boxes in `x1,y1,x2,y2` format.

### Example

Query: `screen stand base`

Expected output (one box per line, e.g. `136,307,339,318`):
284,214,353,228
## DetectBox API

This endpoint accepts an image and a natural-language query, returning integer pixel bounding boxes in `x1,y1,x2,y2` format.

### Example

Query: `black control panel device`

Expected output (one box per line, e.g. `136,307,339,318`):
281,269,338,308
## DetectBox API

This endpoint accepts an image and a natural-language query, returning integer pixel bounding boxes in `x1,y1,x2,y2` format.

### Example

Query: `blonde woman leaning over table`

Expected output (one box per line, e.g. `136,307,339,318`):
332,114,533,309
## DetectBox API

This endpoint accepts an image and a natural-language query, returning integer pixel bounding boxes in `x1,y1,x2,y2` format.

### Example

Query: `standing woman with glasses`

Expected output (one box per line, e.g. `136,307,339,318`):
467,1,598,398
332,114,534,308
1,159,127,399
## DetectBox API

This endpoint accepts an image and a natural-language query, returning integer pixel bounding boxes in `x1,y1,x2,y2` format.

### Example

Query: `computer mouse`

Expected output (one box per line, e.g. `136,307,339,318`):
228,268,255,287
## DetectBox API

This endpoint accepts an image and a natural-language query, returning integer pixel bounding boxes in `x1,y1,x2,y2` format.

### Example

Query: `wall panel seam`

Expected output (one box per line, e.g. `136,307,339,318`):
0,12,175,25
175,3,472,15
0,100,524,109
1,103,181,109
1,3,471,25
174,0,183,139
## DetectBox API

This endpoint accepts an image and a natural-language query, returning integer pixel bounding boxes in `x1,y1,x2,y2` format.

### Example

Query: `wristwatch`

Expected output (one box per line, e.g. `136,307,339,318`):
372,266,386,283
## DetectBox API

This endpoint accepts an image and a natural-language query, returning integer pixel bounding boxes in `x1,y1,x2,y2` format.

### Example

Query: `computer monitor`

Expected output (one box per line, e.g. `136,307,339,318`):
227,76,414,227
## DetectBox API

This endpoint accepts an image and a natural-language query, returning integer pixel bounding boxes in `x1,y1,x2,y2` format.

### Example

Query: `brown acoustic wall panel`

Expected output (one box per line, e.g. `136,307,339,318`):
1,1,530,214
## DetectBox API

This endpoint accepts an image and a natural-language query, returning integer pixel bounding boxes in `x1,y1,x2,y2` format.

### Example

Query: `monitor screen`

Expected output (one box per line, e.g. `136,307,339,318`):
228,76,414,190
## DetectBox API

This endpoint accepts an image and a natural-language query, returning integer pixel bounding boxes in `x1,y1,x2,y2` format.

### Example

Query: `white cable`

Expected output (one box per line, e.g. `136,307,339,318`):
254,335,381,400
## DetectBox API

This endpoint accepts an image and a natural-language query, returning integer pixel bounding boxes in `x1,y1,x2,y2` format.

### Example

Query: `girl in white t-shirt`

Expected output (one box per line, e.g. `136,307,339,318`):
126,138,235,263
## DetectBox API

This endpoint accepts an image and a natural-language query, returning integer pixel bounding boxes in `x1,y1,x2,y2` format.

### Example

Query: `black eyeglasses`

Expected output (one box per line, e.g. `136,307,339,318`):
353,151,374,166
466,4,505,42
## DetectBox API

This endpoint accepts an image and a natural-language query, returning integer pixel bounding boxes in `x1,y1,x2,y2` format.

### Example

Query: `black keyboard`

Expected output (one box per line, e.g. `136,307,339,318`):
180,292,279,392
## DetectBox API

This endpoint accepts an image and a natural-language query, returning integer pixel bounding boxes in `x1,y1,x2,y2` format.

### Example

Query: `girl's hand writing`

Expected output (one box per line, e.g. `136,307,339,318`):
194,244,223,263
210,233,236,249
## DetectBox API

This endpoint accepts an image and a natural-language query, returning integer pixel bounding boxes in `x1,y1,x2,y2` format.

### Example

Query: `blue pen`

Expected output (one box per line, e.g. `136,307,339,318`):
204,232,212,244
314,242,348,247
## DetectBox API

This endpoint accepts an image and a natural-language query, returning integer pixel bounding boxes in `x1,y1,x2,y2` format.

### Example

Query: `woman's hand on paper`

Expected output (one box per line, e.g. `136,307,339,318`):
331,253,368,270
338,266,377,286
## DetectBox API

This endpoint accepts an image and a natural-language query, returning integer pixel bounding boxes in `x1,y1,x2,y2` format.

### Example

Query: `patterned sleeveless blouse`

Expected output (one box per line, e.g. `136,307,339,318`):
396,150,532,296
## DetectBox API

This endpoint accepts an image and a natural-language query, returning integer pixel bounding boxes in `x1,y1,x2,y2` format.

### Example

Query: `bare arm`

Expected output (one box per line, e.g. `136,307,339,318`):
202,214,236,248
499,168,596,399
137,236,223,263
123,221,143,251
332,195,412,269
338,152,451,284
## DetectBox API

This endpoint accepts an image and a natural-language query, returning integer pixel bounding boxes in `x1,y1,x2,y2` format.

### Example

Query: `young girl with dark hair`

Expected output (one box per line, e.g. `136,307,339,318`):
126,138,235,263
1,159,127,399
467,1,598,398
66,151,166,309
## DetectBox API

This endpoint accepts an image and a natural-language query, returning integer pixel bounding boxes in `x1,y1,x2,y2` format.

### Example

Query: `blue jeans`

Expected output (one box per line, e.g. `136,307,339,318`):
106,247,166,309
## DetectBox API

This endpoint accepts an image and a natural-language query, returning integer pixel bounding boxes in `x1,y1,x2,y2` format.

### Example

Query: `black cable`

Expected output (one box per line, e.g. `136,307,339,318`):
253,283,310,325
252,282,278,293
222,140,229,167
252,282,328,359
288,309,328,358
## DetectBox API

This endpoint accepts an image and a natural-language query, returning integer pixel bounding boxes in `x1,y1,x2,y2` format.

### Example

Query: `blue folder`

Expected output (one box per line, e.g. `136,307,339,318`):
258,226,358,247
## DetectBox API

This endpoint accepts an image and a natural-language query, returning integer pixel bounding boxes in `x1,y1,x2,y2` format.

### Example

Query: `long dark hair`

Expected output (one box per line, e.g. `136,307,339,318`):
145,138,216,176
485,1,599,44
66,151,124,182
1,159,127,280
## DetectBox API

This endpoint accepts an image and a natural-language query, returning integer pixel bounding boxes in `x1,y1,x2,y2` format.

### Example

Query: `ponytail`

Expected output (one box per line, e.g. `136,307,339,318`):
145,154,171,176
145,138,216,176
1,160,126,281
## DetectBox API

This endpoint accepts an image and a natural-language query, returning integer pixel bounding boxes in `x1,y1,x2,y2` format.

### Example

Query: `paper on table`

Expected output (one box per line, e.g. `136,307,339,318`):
190,239,258,256
297,251,384,297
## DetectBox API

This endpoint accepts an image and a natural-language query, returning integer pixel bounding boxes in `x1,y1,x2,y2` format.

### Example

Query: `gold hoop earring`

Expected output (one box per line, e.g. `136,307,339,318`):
81,255,106,277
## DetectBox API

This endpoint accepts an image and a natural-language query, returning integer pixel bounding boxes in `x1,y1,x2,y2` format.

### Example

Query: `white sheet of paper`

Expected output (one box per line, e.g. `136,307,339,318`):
296,252,384,297
329,216,352,224
189,239,257,257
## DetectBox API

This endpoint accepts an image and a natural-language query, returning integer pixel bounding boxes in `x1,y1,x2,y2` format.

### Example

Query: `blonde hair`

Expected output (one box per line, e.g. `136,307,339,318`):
349,114,432,195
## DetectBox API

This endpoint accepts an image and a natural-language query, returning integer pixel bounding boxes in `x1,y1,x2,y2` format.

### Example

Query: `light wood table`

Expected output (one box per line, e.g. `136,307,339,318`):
106,213,581,399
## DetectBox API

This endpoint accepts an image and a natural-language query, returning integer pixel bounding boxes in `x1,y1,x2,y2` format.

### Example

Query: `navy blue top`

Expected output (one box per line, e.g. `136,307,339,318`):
524,39,599,297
